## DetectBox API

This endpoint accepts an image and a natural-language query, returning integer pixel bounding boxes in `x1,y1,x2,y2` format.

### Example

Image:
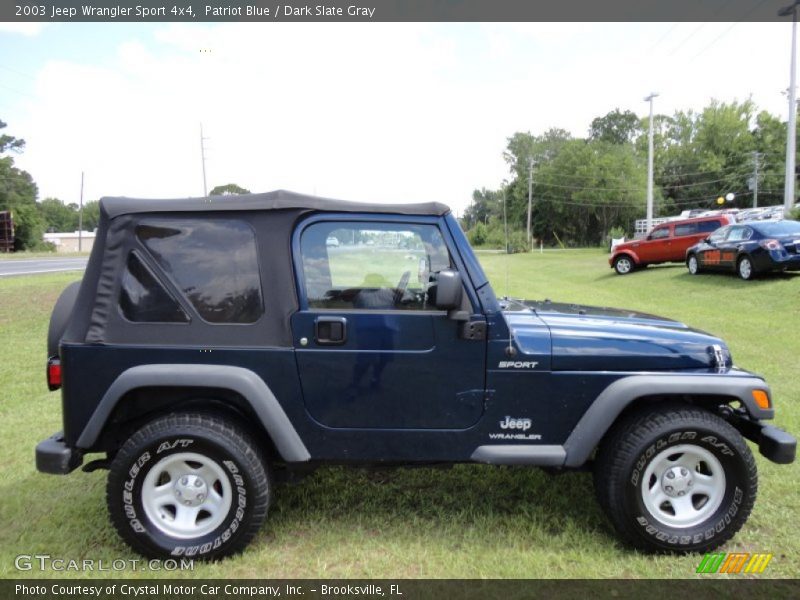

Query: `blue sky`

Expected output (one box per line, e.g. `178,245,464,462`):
0,21,794,216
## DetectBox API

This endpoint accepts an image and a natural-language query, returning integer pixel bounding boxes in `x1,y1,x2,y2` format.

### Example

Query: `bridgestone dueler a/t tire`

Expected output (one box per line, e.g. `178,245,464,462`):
594,405,757,554
107,413,271,560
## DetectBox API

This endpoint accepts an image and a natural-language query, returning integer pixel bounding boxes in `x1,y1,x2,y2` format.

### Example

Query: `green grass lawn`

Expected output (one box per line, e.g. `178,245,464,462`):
0,251,797,579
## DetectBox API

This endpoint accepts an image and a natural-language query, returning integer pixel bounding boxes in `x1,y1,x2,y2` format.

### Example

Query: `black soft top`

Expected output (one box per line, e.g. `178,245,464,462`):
64,189,451,350
101,189,450,219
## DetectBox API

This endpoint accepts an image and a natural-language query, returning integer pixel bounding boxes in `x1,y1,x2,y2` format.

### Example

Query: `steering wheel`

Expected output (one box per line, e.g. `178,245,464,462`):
393,271,411,305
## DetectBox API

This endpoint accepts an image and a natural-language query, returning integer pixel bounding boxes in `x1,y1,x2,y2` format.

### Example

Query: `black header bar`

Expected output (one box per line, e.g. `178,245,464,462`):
3,1,799,23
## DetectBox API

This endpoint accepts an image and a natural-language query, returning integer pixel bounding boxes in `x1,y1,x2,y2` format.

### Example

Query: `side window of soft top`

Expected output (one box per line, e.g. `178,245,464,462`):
117,218,265,325
136,219,264,324
119,251,189,323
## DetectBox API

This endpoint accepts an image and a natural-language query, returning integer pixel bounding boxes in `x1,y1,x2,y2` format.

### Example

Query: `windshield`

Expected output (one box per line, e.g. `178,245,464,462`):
754,221,800,237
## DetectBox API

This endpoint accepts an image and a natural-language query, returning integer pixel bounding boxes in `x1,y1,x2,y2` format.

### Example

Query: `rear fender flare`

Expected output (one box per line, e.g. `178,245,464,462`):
75,364,310,462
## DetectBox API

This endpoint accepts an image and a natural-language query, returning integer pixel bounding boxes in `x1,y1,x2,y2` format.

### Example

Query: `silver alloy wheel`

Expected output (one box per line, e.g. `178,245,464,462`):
688,255,699,274
615,257,633,274
141,452,233,539
738,257,752,280
640,444,726,529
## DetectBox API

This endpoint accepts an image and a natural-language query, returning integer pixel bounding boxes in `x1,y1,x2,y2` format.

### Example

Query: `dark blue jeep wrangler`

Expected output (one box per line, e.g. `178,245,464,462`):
37,190,795,559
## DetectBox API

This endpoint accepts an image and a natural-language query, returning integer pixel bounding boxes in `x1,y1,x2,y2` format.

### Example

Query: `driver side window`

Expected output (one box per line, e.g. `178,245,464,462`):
300,221,453,311
708,226,730,244
649,227,670,240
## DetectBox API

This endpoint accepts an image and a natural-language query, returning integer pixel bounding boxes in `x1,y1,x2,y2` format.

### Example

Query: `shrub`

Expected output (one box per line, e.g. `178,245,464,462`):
467,222,487,246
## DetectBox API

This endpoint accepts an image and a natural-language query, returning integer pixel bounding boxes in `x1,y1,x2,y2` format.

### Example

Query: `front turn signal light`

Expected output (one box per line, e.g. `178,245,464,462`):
752,389,771,410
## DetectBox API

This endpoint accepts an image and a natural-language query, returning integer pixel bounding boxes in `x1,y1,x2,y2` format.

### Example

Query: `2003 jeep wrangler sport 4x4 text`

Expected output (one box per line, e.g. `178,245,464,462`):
37,190,796,559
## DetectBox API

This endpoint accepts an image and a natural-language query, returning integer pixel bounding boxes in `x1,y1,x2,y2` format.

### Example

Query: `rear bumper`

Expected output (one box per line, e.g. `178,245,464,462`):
755,252,800,272
730,416,796,464
36,432,83,474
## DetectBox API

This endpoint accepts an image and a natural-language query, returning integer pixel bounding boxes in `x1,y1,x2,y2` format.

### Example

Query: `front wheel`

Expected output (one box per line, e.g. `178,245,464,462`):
107,413,271,559
687,254,701,275
613,255,635,275
594,405,757,553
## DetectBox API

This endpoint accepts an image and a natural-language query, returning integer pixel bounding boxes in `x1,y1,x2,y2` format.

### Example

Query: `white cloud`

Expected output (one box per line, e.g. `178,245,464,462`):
7,22,799,217
0,22,47,36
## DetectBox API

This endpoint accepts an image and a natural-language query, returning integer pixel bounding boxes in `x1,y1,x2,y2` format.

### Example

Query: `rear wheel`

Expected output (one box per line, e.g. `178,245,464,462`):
594,405,757,553
107,412,271,559
738,256,755,280
687,254,701,275
613,255,635,275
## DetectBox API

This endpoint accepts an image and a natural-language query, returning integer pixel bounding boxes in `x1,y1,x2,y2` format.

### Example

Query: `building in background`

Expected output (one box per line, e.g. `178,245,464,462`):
43,231,96,253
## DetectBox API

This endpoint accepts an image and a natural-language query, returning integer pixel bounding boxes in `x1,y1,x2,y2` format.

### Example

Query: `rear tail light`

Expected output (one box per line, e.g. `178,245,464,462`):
759,238,782,251
47,357,61,391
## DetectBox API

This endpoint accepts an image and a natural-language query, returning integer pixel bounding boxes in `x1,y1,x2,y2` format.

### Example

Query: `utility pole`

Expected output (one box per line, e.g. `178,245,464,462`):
751,152,763,208
644,92,659,233
502,181,509,255
200,123,209,197
78,171,84,252
780,1,800,214
527,157,534,249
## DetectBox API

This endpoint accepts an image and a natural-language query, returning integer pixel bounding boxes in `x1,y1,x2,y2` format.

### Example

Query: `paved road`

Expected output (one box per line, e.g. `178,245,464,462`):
0,257,88,277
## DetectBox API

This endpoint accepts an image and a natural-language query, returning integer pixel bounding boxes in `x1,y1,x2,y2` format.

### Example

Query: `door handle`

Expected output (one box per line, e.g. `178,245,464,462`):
315,316,347,345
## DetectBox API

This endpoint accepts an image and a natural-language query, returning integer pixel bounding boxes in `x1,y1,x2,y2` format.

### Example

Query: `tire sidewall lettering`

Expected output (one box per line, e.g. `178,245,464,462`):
121,437,248,557
627,429,747,547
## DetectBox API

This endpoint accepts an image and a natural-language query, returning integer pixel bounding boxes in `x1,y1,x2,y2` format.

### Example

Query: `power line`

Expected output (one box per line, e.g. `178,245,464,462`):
0,64,37,81
523,190,753,208
522,153,768,184
532,176,740,193
648,23,681,55
692,0,771,60
0,82,37,100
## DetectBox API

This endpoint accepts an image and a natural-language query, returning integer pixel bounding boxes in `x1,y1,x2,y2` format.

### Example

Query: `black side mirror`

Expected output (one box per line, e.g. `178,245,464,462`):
435,269,463,311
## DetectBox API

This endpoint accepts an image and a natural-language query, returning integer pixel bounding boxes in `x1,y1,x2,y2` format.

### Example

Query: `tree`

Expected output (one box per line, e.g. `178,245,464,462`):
0,119,25,154
0,120,42,250
39,198,79,232
210,183,250,196
497,128,646,246
462,188,502,229
80,200,101,231
590,109,642,145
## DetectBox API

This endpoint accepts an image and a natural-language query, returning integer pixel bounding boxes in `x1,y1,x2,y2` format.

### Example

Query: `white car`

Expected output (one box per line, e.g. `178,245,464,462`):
325,236,339,247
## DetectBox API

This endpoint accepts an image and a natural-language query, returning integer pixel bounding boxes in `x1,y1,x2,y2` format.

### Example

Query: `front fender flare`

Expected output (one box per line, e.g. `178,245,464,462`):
612,249,640,266
563,373,772,468
75,364,311,462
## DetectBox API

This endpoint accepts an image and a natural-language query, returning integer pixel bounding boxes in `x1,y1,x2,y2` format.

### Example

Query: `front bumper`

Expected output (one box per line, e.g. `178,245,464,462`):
730,416,796,464
36,432,83,474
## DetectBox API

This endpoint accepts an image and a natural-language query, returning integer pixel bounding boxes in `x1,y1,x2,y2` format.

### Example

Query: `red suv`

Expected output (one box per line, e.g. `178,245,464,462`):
610,214,735,275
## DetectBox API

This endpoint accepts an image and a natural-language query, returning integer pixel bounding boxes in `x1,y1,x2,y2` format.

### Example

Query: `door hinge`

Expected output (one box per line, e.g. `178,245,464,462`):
460,320,487,341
